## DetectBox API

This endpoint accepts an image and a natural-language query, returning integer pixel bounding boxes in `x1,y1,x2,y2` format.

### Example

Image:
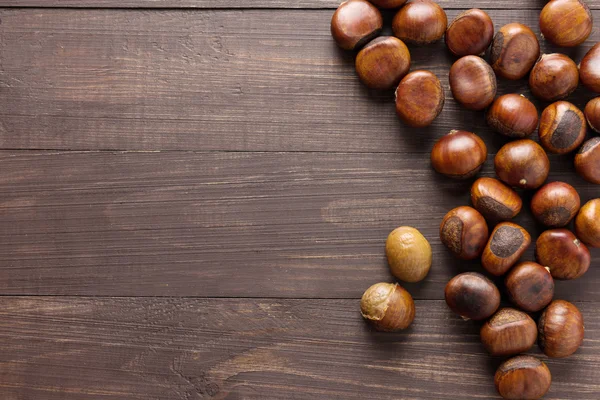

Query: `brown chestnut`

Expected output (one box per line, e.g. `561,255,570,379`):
531,181,581,227
360,282,415,331
331,0,383,51
368,0,407,8
575,198,600,247
540,0,593,47
482,222,531,276
538,299,584,358
495,139,550,189
506,261,555,312
584,97,600,133
495,356,552,400
440,206,489,260
471,177,523,221
356,37,411,90
445,272,500,321
395,70,444,127
575,137,600,184
386,226,432,282
486,94,539,138
431,130,487,179
536,228,591,280
580,43,600,93
392,0,447,45
539,101,587,155
529,53,579,101
449,56,497,111
490,23,540,80
481,308,537,356
445,9,494,57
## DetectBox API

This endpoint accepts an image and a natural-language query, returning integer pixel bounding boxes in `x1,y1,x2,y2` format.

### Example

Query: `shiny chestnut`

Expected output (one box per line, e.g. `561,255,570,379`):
490,23,540,80
585,97,600,133
506,261,555,312
481,308,537,356
529,53,579,101
495,139,550,189
471,177,522,221
539,101,586,154
369,0,407,8
486,94,539,138
431,130,487,179
392,0,447,45
360,282,415,331
575,137,600,184
531,181,581,227
495,356,552,400
395,70,444,127
331,0,383,50
538,300,584,358
536,228,591,280
445,9,494,57
445,272,500,321
580,43,600,93
440,206,489,260
575,198,600,247
482,222,531,276
449,56,497,110
540,0,593,47
356,37,411,90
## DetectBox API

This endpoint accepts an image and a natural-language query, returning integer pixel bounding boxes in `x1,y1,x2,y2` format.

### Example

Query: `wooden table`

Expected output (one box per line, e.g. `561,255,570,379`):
0,1,598,399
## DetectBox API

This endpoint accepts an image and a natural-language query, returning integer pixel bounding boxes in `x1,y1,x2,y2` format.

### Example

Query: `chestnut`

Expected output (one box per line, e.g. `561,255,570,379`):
392,0,447,45
539,101,586,154
482,222,531,276
536,228,591,280
494,139,550,190
506,261,555,313
531,181,580,227
481,308,537,356
395,70,444,127
331,0,383,51
575,198,600,247
440,206,489,260
449,56,497,111
495,356,552,400
529,53,579,101
368,0,407,8
490,23,540,80
445,272,500,321
356,37,411,90
445,9,494,57
580,43,600,93
540,0,593,47
575,137,600,184
538,299,584,358
430,130,487,179
584,97,600,133
486,94,539,138
360,282,415,331
471,177,523,221
386,226,432,282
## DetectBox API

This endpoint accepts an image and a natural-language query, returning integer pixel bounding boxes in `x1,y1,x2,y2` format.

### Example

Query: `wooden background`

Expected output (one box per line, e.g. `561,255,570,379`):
0,1,598,399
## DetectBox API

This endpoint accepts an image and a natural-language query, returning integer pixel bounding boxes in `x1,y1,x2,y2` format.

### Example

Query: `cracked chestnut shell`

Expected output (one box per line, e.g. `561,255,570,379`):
445,9,494,57
481,308,537,356
495,356,551,400
490,23,540,80
575,137,600,184
585,97,600,133
536,228,591,280
471,177,522,221
356,36,411,90
539,101,586,154
440,206,489,260
331,0,383,50
506,261,555,312
540,0,593,47
580,43,600,93
431,130,487,179
369,0,408,8
445,272,500,321
481,222,531,276
486,94,539,138
360,282,415,331
538,300,584,358
386,226,432,282
575,198,600,247
392,0,447,45
531,181,580,227
529,53,579,101
395,70,445,127
495,139,550,189
449,55,497,111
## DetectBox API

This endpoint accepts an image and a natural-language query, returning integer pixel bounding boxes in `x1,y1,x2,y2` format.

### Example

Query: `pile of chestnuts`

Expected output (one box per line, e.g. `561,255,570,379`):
332,0,599,398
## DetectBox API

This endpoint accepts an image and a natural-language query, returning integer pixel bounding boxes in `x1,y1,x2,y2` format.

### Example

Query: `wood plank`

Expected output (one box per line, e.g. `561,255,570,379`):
0,297,598,399
0,8,598,152
0,150,597,299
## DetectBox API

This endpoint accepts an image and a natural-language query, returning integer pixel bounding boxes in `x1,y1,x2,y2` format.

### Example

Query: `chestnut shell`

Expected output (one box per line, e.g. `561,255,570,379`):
481,222,531,276
506,261,555,313
331,0,383,50
575,198,600,247
575,137,600,184
440,206,489,260
449,55,497,111
445,272,500,321
360,282,416,331
494,139,550,189
445,9,494,57
580,43,600,93
539,101,586,155
486,94,539,138
495,356,552,400
490,23,540,80
536,228,591,280
531,181,581,227
392,0,448,45
481,308,537,356
529,53,579,101
430,130,487,179
396,70,445,127
538,299,585,358
540,0,593,47
356,36,411,90
585,97,600,133
471,177,523,221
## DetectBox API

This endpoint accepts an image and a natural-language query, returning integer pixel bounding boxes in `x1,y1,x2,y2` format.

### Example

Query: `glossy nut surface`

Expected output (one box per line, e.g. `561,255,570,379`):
440,206,489,260
445,9,494,57
575,198,600,247
449,56,497,110
538,300,584,358
585,97,600,133
481,308,537,356
580,43,600,93
486,94,539,138
392,0,447,45
531,181,580,227
471,177,522,221
540,0,593,47
495,356,551,400
494,139,550,189
395,70,445,127
490,23,540,80
536,228,591,280
431,130,487,179
369,0,408,8
539,101,586,154
506,261,555,312
529,53,579,101
331,0,383,50
482,222,531,276
575,137,600,184
360,282,415,331
386,226,432,282
445,272,500,320
356,36,411,90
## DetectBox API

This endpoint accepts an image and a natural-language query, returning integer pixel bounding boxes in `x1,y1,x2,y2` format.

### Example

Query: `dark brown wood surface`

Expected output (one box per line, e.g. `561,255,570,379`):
0,1,598,399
